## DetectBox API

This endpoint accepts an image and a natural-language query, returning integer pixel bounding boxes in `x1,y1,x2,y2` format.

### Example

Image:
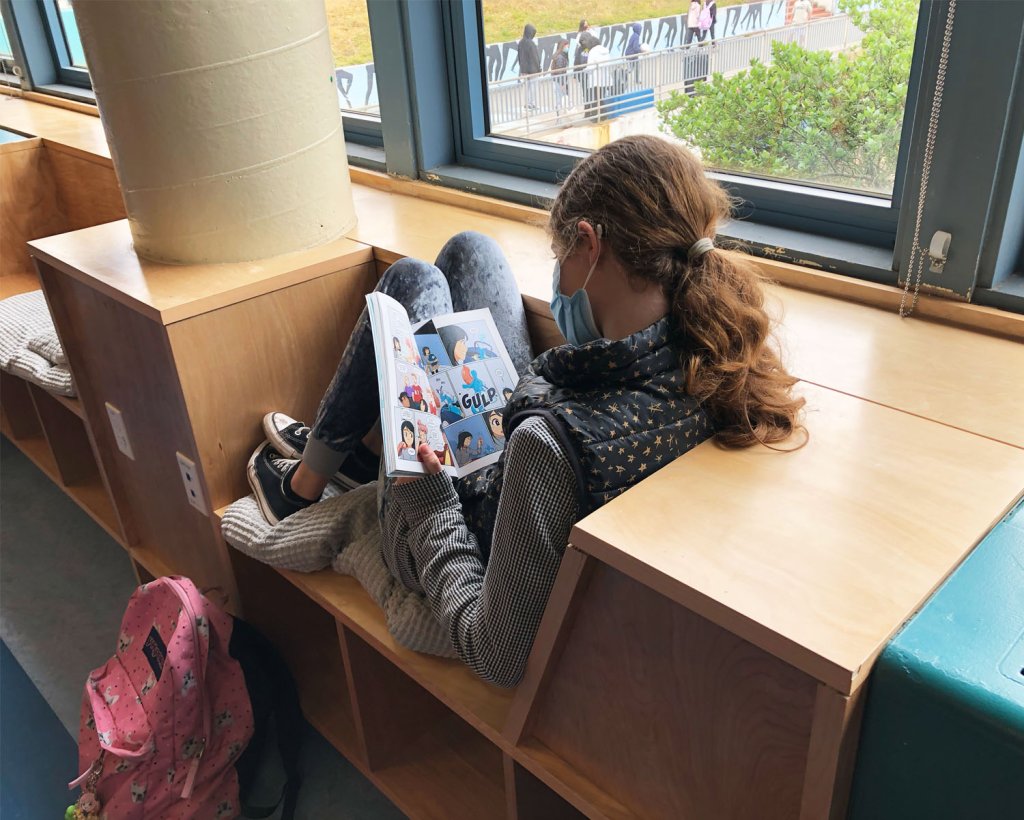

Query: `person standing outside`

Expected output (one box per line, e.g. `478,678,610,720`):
518,23,542,111
549,37,571,119
704,0,718,42
575,28,598,119
792,0,812,46
624,21,643,87
585,32,610,120
573,20,592,110
685,0,703,46
625,22,643,59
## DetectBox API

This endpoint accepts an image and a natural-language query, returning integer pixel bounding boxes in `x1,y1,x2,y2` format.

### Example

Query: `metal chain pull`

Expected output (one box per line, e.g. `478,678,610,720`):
899,0,958,318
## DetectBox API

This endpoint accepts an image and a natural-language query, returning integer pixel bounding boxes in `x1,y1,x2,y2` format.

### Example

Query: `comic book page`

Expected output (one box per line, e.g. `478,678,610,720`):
425,308,519,476
366,293,456,478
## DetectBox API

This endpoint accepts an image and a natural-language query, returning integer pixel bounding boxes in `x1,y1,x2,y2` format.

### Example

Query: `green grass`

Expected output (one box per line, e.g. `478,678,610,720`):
324,0,373,66
325,0,743,67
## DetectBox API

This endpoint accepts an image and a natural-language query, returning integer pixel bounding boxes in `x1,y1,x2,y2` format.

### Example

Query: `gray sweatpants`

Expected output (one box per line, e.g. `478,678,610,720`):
302,231,534,477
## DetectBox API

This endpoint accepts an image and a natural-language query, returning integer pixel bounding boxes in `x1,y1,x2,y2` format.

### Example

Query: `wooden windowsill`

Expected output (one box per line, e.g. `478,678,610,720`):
4,92,1021,340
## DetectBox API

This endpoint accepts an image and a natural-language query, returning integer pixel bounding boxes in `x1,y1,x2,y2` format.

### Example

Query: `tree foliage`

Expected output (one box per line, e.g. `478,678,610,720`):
658,0,918,193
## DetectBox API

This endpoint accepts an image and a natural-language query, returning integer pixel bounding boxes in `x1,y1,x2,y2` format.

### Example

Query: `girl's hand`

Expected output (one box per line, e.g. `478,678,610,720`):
394,444,443,484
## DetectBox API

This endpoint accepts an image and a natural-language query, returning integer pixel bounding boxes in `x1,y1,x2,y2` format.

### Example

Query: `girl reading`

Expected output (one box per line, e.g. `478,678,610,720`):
247,135,804,687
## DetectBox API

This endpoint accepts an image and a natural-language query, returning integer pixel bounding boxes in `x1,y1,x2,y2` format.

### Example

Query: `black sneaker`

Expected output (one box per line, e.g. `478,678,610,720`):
246,442,316,525
263,412,310,460
262,411,380,490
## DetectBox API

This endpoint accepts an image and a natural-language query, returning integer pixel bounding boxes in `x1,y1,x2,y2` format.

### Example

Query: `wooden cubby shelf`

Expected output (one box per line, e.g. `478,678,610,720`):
226,544,607,820
343,627,507,820
1,370,125,547
278,564,514,742
230,551,361,760
50,391,84,419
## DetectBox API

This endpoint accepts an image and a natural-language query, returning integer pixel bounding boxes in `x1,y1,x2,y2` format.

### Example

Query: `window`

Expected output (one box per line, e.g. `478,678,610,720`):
325,0,378,117
479,1,914,201
40,0,88,86
1,13,13,58
324,0,383,152
52,0,84,68
0,6,19,80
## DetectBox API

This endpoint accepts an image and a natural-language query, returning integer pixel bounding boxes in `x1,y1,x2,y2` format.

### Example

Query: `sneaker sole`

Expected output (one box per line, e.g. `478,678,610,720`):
262,412,362,490
246,445,282,526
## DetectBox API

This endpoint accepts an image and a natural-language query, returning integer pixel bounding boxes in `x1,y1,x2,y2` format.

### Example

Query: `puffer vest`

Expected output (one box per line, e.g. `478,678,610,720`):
457,317,713,560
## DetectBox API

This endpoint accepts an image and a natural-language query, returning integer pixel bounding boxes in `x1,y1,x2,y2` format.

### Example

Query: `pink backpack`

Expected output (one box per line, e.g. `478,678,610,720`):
69,577,254,819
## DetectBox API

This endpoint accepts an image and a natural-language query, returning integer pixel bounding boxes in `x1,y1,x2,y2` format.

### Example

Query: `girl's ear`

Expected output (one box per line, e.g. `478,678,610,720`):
576,220,601,261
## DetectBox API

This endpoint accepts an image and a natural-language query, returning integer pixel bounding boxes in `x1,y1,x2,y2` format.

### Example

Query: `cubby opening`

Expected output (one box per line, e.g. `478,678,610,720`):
506,757,588,820
131,557,156,585
230,550,360,760
29,383,121,540
1,370,59,480
342,626,507,820
2,371,124,544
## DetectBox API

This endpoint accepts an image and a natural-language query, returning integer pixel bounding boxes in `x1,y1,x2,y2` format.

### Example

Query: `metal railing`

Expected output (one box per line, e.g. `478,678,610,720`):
488,13,864,134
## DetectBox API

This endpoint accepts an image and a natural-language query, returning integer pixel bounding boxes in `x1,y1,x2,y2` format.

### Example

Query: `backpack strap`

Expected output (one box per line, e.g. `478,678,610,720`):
229,618,304,820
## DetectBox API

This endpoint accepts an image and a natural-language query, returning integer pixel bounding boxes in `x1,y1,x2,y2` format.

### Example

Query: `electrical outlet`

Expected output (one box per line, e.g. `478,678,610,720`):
105,402,135,460
176,452,208,516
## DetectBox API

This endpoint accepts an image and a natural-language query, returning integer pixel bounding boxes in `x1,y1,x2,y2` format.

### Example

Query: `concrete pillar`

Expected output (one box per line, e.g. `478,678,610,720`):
73,0,357,264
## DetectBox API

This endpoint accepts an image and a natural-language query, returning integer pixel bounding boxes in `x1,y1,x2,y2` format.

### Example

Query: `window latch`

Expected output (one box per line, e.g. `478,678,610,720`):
928,230,952,273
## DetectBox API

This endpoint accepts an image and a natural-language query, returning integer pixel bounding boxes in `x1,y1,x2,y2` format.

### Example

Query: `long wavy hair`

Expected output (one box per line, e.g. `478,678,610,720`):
548,135,806,449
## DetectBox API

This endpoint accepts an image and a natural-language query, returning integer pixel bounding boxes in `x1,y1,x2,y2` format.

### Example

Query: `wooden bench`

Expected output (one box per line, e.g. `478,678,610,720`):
5,95,1024,817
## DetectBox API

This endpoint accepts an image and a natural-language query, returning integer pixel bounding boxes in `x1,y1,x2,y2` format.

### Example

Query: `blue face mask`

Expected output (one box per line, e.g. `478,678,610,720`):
550,254,602,347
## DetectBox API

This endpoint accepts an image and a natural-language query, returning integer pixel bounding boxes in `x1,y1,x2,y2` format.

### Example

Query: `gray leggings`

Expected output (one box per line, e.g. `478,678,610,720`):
303,231,534,476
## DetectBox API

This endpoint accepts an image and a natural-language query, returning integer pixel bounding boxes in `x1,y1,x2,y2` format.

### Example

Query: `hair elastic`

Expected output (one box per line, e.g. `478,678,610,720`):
687,237,715,261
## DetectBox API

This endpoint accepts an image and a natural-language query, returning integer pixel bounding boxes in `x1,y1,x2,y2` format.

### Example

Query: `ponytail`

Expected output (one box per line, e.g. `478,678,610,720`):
674,248,805,449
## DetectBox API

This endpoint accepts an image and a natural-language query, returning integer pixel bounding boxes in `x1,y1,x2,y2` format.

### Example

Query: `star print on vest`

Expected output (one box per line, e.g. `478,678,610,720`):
456,316,713,558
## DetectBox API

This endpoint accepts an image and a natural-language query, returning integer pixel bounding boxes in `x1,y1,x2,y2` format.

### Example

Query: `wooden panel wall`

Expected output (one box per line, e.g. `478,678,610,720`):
46,147,125,231
1,139,66,295
38,263,236,600
1,140,124,298
168,262,378,509
528,563,820,819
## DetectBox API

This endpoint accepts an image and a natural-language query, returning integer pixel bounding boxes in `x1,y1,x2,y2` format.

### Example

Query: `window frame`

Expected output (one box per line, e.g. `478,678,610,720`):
38,0,88,88
438,0,932,252
430,0,1022,311
893,0,1024,303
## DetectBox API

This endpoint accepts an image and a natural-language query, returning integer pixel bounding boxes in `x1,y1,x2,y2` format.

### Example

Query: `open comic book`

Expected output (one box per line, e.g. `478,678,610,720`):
366,292,520,478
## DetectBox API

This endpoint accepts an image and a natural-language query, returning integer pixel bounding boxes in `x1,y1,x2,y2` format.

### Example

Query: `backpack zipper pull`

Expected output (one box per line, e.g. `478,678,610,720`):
180,739,206,800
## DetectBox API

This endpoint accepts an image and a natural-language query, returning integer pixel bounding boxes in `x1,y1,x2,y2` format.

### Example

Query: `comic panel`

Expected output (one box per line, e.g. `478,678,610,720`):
481,360,518,406
387,318,423,370
414,332,452,375
436,319,501,366
394,362,432,413
450,361,503,417
414,411,454,468
444,411,506,468
430,371,466,427
394,410,420,464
